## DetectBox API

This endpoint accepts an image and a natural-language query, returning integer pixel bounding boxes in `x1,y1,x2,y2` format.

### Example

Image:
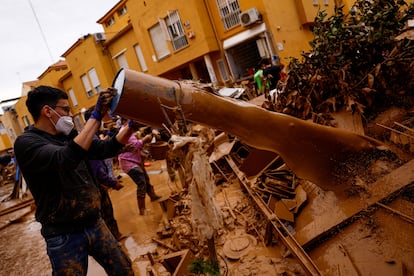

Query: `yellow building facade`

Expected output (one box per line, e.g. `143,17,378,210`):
96,0,354,85
6,0,358,150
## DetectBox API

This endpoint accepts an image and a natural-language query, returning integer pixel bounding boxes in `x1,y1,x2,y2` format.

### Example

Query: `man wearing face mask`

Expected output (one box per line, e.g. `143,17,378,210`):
14,85,136,275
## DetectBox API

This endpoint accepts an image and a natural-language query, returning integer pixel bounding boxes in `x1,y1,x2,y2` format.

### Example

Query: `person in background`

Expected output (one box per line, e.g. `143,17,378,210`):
254,58,270,96
0,153,11,185
118,119,162,216
263,59,285,92
6,150,25,200
84,107,126,242
99,120,121,181
14,86,136,275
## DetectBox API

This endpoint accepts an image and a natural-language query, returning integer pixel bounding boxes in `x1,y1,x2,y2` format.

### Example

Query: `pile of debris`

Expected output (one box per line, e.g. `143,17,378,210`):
264,0,414,133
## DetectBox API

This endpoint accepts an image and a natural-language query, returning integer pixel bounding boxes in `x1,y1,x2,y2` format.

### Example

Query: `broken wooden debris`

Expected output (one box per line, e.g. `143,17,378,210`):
375,202,414,224
294,159,414,248
160,249,195,276
274,201,295,222
152,237,178,252
0,198,34,217
225,155,322,275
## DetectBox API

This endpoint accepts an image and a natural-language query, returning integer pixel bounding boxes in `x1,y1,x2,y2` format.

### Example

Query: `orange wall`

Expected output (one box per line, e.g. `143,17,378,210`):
127,0,219,76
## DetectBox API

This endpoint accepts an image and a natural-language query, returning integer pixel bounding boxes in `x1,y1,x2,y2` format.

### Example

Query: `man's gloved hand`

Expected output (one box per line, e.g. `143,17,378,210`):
90,88,116,121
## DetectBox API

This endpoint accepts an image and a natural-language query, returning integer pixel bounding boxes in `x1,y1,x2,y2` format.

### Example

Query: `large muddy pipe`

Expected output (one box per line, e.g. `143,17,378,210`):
111,69,389,191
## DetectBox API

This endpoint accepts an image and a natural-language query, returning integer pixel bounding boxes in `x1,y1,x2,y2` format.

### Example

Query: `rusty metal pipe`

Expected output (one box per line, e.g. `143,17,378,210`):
111,69,389,191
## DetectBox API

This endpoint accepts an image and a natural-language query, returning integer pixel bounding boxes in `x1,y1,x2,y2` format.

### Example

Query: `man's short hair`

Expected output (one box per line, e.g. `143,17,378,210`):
26,86,68,121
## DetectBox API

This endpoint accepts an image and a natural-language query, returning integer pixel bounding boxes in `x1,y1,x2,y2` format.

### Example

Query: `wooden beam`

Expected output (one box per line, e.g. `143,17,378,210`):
294,159,414,247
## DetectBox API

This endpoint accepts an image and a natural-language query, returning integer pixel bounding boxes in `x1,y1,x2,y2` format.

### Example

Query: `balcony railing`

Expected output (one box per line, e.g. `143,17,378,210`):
172,35,189,51
222,11,240,30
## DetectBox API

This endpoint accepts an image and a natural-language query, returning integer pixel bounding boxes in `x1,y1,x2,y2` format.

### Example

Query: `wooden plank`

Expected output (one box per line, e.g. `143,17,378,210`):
0,198,34,216
294,159,414,247
225,156,322,275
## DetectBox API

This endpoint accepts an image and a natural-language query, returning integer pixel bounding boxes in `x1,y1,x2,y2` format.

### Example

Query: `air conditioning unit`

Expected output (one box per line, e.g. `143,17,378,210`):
239,7,261,27
94,32,106,42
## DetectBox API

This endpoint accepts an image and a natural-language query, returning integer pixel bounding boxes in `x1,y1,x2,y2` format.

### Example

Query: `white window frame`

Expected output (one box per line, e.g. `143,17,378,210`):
149,23,170,60
165,10,188,51
106,17,115,27
217,59,230,82
118,6,127,16
134,44,148,72
74,115,83,131
22,115,30,127
81,74,93,97
88,68,102,93
68,88,78,107
8,128,15,141
116,53,129,69
0,122,5,134
216,0,241,30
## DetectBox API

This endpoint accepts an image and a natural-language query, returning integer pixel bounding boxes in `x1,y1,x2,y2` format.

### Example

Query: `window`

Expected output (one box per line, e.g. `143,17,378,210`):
68,88,78,107
134,44,148,72
74,115,83,131
81,68,101,97
323,0,329,5
149,23,170,60
118,6,127,16
0,122,5,134
22,115,30,128
165,10,188,51
88,68,102,93
106,17,115,27
256,38,269,57
312,0,318,5
116,53,129,69
81,74,93,97
7,128,15,141
216,0,241,30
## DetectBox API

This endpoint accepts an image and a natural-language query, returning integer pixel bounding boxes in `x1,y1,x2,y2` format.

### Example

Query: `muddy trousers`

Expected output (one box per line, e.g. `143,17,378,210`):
44,218,133,276
127,166,159,215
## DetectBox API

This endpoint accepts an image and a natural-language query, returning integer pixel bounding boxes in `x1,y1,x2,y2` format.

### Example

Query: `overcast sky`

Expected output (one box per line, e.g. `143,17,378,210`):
0,0,118,103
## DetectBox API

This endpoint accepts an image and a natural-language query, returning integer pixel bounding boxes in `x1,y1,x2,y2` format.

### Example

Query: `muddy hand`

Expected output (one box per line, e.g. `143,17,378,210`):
90,88,116,121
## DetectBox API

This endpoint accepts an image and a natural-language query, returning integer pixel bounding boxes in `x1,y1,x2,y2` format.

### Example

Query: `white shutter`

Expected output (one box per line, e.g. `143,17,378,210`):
116,53,129,69
149,23,170,59
68,88,78,107
134,44,148,72
158,18,171,41
81,74,92,96
88,68,100,87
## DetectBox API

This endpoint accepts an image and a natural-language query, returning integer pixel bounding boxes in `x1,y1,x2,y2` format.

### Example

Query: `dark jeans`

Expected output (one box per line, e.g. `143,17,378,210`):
127,166,154,199
45,218,133,276
99,185,121,238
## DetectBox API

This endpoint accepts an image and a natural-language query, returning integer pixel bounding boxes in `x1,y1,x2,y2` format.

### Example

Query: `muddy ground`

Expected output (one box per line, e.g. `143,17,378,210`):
1,157,413,275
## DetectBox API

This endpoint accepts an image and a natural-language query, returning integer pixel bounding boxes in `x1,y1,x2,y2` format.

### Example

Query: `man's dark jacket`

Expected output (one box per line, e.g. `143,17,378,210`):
14,126,123,237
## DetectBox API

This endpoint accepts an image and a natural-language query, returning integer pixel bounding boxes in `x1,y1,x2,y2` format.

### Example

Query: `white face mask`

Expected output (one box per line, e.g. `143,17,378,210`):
49,107,74,135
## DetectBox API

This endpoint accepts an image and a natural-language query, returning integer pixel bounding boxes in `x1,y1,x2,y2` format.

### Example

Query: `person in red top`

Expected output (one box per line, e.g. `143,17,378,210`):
118,119,161,215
